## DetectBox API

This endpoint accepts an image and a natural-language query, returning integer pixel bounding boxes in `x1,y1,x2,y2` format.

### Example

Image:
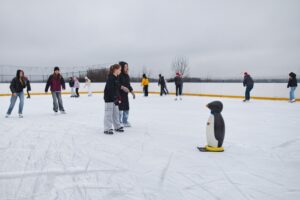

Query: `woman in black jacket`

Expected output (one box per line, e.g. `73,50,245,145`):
118,61,135,127
287,72,297,103
5,70,30,118
103,64,124,134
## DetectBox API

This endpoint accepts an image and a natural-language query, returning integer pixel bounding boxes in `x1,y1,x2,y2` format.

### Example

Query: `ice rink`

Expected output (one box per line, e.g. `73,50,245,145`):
0,93,299,200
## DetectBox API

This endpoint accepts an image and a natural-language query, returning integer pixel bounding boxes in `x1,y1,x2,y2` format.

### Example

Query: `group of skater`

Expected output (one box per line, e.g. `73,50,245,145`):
140,72,184,100
2,64,298,130
68,76,92,98
242,72,298,103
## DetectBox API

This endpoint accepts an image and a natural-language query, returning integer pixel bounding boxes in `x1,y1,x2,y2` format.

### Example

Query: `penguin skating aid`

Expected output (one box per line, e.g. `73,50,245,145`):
197,101,225,152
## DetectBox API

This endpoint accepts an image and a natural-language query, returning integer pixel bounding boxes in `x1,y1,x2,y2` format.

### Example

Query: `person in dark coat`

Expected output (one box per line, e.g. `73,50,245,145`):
158,74,168,96
5,70,30,118
68,77,76,97
25,76,31,99
45,66,66,113
243,72,254,102
287,72,297,102
118,61,135,127
103,64,124,134
174,72,183,100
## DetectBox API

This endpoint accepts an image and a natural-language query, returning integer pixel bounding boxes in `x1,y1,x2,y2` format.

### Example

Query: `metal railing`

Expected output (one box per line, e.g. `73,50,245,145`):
0,71,88,83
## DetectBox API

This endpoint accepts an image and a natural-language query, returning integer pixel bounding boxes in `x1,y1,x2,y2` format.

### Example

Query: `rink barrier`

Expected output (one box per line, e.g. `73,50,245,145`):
0,91,299,101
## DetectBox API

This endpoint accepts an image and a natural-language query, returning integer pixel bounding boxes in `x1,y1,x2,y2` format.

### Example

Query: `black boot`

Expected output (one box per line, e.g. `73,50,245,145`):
115,127,124,132
104,129,114,134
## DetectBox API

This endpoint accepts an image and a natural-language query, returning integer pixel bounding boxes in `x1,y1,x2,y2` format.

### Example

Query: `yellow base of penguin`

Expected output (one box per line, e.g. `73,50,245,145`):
205,145,224,152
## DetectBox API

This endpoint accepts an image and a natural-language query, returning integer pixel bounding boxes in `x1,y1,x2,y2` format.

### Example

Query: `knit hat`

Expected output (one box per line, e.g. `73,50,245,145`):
54,66,60,71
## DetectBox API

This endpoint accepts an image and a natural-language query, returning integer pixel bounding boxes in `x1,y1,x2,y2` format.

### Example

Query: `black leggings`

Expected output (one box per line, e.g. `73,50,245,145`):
76,88,80,97
160,86,168,96
143,85,148,96
176,85,183,96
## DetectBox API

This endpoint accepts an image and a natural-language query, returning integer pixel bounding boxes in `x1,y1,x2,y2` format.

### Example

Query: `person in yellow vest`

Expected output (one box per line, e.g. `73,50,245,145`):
141,74,149,97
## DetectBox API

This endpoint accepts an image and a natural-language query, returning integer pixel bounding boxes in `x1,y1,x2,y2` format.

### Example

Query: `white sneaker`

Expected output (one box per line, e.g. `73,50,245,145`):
5,114,10,118
175,98,178,101
291,99,296,103
124,122,131,127
60,110,66,114
19,114,23,118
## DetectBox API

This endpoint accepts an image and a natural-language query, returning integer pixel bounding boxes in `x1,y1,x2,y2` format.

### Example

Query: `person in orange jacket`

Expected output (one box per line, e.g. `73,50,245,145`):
141,74,149,97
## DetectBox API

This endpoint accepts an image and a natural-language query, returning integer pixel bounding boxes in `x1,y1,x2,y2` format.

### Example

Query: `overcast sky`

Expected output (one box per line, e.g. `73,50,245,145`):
0,0,300,78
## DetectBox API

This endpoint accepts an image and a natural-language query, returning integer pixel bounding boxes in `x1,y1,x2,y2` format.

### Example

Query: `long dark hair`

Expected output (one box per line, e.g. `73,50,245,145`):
143,73,147,79
119,61,128,73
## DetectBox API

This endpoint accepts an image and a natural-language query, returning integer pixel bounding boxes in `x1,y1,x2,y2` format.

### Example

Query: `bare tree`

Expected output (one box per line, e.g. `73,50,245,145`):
171,56,189,77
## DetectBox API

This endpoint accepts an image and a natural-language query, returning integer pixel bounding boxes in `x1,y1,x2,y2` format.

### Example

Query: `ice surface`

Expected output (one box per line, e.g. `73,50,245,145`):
0,94,299,200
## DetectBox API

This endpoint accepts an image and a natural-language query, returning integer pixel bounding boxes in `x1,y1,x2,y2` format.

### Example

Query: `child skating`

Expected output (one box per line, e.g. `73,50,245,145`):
287,72,297,103
73,77,80,98
84,76,92,96
68,77,76,97
103,64,124,134
141,74,149,97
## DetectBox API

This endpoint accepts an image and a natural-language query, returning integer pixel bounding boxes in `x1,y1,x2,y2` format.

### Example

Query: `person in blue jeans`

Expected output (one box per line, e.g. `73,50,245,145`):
118,61,135,127
287,72,297,103
6,70,30,118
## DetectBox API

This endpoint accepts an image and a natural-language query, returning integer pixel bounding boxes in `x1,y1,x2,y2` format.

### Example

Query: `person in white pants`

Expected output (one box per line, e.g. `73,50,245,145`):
84,76,92,96
103,64,128,134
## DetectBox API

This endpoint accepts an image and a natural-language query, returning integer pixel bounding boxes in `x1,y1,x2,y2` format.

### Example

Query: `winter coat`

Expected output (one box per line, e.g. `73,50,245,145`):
243,75,254,87
174,76,183,86
158,77,166,87
9,70,28,93
288,73,297,88
141,78,149,86
85,79,91,87
104,74,121,104
25,78,31,91
74,79,80,88
45,74,66,92
69,79,75,87
119,73,133,111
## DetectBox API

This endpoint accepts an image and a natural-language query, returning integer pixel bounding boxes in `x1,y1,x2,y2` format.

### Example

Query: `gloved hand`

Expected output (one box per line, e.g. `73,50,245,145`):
121,86,129,93
131,92,136,99
114,97,122,105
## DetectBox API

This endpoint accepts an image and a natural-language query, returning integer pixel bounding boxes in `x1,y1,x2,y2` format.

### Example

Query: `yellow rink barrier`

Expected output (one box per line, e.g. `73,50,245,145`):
0,91,299,101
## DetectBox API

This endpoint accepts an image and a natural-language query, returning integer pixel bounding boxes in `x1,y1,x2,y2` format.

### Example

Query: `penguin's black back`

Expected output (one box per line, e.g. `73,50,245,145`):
213,113,225,147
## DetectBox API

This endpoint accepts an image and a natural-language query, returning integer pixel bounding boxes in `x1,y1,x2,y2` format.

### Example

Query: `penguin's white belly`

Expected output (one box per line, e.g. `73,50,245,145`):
206,115,219,147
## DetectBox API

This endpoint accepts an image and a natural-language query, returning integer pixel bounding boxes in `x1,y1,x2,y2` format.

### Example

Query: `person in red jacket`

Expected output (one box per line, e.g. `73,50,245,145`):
45,66,66,114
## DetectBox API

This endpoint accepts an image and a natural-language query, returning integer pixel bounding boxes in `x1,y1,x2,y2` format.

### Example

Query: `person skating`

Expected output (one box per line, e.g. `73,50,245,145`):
141,74,149,97
84,76,92,96
118,61,135,127
174,72,183,101
5,70,30,118
103,64,124,134
45,66,66,114
287,72,297,103
73,76,80,97
25,76,31,99
158,74,168,96
243,72,254,102
68,77,76,97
